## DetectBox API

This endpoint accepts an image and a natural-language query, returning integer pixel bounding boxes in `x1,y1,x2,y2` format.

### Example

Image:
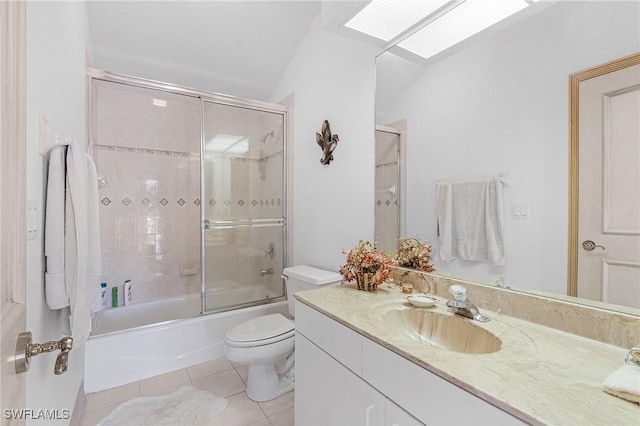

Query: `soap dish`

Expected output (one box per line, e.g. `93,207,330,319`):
405,295,438,308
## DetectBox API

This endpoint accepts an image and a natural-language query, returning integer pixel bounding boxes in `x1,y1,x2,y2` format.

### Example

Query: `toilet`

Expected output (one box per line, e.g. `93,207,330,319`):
224,265,342,401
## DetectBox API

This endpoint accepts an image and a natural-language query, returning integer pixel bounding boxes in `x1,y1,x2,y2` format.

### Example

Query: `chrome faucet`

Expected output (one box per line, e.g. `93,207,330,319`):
446,285,489,323
260,268,274,276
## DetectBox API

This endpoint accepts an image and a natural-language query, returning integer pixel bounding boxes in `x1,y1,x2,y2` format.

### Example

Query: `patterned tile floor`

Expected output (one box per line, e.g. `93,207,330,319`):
80,357,294,426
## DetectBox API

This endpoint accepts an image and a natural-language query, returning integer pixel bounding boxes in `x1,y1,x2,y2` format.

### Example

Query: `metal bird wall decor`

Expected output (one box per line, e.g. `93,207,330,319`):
316,120,339,165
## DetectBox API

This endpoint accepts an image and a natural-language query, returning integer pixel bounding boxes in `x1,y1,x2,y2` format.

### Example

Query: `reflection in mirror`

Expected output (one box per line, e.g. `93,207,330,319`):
375,125,401,253
375,1,640,314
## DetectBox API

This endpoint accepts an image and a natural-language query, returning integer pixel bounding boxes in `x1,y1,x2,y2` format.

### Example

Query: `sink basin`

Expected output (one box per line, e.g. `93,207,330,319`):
383,308,502,354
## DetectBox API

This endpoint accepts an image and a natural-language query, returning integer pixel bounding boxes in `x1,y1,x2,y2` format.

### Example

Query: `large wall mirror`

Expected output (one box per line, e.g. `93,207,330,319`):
375,0,640,314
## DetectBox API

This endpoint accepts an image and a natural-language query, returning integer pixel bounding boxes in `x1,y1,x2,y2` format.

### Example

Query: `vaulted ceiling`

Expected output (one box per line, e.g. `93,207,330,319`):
86,1,322,101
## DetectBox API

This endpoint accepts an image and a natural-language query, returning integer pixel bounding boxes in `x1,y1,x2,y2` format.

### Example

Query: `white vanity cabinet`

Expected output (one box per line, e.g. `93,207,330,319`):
294,300,525,426
296,333,386,425
385,399,422,426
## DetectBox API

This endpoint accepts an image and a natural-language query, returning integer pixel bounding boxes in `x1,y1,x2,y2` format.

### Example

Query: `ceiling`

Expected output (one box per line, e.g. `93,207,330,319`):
86,1,322,101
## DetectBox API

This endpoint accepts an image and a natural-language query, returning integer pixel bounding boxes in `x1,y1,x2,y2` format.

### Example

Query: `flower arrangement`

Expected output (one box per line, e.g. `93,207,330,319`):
339,240,392,290
393,237,435,272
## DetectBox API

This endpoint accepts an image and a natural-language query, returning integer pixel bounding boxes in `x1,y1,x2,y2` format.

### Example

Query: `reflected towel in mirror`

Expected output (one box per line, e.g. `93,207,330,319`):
436,178,505,265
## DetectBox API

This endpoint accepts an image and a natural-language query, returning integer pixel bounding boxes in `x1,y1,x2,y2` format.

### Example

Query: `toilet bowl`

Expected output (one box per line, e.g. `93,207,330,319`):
224,265,342,401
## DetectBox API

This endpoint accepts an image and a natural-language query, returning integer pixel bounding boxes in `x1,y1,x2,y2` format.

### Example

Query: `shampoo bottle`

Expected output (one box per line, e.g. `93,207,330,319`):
112,287,118,307
100,283,108,308
124,280,132,306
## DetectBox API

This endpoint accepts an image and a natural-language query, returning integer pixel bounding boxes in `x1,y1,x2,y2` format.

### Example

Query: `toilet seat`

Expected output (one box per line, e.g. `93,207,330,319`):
225,313,295,348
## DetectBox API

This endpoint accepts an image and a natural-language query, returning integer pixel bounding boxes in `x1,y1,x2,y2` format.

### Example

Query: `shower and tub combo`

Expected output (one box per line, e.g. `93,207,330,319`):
84,69,299,394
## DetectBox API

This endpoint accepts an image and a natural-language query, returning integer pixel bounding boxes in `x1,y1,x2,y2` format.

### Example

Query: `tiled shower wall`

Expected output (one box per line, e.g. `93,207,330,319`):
95,146,201,305
93,80,202,305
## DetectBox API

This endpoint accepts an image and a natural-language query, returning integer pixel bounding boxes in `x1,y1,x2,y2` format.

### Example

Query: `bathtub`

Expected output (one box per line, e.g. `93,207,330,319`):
91,282,269,335
84,288,287,392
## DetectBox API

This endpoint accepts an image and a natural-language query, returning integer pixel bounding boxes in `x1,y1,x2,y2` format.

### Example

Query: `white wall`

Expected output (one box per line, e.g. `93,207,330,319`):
378,1,640,294
25,1,91,423
270,13,378,273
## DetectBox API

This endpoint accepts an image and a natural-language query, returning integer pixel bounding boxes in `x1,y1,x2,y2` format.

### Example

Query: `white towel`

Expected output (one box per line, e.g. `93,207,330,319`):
603,364,640,404
437,178,505,265
86,155,103,314
44,141,102,343
45,146,68,309
436,181,454,262
66,142,94,342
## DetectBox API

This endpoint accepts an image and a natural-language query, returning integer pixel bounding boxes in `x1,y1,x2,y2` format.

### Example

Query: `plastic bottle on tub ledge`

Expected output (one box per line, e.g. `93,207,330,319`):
124,280,132,306
100,283,108,308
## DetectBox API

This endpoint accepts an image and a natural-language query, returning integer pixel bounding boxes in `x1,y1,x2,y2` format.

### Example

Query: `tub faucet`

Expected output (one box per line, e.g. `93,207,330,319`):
260,268,274,276
446,285,489,323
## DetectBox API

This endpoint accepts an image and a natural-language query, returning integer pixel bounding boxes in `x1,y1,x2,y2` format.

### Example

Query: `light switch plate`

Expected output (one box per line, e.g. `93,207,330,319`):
27,200,38,240
511,204,530,220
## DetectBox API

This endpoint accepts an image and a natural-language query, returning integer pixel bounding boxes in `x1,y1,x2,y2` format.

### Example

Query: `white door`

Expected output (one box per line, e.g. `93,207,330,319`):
1,0,27,423
577,60,640,308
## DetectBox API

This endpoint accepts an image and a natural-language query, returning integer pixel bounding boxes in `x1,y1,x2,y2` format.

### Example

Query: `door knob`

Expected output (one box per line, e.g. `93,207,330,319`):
582,240,606,251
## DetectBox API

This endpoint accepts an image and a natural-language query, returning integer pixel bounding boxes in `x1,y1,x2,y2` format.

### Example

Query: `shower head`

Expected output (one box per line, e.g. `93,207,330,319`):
259,130,275,144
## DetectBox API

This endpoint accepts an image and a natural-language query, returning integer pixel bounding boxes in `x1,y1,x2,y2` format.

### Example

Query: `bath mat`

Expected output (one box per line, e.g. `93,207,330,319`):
97,386,227,426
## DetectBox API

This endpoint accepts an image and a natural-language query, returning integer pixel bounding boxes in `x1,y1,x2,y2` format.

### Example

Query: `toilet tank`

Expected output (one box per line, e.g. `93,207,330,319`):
282,265,342,317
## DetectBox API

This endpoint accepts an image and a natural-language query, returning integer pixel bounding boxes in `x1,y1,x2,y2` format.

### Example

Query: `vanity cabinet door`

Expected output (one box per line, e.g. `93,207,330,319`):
386,398,424,426
295,300,365,375
295,333,386,426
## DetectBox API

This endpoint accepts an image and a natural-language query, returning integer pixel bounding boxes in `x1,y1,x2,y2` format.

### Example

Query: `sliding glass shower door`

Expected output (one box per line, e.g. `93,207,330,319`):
375,127,401,254
202,101,286,312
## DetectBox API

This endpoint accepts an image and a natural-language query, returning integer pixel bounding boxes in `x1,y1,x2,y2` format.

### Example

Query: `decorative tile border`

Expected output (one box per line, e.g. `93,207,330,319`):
229,150,283,163
96,144,283,163
94,144,194,158
376,161,397,169
100,196,282,209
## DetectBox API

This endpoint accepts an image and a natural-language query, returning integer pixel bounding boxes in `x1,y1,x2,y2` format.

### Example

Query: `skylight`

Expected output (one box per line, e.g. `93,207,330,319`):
344,0,534,61
205,134,249,155
344,0,450,42
397,0,530,60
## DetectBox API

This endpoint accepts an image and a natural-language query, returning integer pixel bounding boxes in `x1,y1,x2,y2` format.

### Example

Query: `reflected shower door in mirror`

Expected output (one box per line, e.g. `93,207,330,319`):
203,101,286,312
375,125,402,254
374,1,640,314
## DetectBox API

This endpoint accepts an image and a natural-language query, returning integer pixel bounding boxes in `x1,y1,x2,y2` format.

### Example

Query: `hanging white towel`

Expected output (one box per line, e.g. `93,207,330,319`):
45,146,68,309
44,141,102,343
86,156,103,314
436,181,454,262
436,178,505,265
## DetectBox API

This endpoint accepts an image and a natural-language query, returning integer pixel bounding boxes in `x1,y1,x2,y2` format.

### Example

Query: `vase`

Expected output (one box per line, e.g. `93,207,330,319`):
355,272,377,291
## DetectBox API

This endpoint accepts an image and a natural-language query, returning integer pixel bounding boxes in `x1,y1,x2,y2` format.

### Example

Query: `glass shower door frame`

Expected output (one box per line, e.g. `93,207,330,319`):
199,97,289,315
375,124,402,253
87,68,289,319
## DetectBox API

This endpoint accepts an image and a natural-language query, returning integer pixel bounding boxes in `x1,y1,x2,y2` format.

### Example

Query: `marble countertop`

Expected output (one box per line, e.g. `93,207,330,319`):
295,283,640,426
